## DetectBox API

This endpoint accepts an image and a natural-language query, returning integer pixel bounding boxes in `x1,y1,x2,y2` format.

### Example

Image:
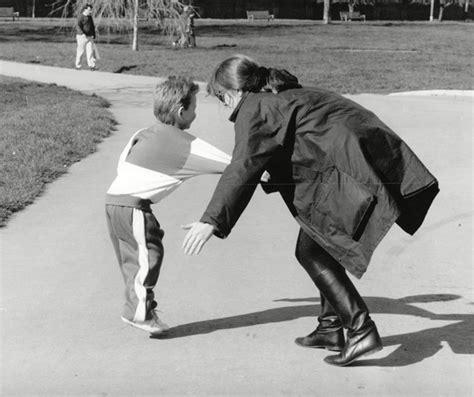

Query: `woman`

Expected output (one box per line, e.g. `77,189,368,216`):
182,55,439,366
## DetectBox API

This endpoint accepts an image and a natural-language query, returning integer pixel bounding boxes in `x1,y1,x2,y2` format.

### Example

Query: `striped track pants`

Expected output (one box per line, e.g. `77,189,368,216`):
106,205,164,322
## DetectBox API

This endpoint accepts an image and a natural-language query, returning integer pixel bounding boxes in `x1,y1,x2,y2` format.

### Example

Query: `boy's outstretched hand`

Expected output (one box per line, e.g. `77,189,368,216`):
181,222,215,255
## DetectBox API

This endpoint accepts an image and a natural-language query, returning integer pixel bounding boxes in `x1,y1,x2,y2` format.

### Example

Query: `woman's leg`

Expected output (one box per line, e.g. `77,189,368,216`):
295,229,382,366
295,291,344,351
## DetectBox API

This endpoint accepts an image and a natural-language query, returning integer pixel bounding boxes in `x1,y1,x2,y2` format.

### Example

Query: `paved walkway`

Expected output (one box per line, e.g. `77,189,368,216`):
1,60,472,396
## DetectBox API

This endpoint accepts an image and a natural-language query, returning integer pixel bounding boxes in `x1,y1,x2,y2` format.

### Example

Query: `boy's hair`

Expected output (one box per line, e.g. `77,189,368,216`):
153,76,199,125
82,4,92,11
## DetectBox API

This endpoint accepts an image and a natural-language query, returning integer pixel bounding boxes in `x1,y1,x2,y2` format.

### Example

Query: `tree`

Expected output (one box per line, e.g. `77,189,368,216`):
429,0,435,20
438,0,454,21
323,0,331,23
348,0,356,13
52,0,187,51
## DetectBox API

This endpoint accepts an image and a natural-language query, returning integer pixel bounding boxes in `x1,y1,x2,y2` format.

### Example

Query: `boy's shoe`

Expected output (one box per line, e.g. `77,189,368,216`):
121,310,170,335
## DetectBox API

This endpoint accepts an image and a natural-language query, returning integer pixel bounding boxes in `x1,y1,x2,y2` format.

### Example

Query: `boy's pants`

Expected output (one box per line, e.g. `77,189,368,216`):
76,34,96,68
106,205,164,322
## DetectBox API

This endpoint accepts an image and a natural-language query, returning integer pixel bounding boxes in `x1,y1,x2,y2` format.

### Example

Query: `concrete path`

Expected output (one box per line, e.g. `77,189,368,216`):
1,60,472,396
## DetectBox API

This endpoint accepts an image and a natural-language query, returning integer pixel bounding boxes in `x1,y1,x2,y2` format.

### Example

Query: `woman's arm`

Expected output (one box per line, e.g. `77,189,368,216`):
182,101,285,254
182,152,276,255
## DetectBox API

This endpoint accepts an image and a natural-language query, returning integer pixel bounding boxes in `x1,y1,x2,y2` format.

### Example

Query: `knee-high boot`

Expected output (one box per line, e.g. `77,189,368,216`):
294,293,345,351
313,268,383,366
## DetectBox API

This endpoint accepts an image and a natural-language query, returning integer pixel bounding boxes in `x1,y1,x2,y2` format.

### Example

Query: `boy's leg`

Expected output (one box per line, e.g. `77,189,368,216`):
132,208,165,322
105,205,164,323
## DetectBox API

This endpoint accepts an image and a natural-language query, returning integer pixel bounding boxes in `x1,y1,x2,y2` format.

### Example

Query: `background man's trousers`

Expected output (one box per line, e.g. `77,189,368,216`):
75,34,96,69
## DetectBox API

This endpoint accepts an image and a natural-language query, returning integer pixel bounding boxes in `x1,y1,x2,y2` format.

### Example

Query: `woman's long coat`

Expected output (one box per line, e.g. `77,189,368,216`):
200,88,439,278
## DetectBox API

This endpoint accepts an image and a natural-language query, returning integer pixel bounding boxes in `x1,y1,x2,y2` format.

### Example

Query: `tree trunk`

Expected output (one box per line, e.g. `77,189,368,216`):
32,0,36,18
132,0,139,51
323,0,331,24
438,0,452,21
438,5,445,21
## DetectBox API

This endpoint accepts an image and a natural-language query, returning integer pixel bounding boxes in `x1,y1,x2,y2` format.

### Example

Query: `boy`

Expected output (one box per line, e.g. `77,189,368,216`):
105,76,231,335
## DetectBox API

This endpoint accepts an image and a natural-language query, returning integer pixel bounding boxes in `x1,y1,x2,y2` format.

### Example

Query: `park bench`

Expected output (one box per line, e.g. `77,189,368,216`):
0,7,19,21
246,10,274,21
339,11,366,21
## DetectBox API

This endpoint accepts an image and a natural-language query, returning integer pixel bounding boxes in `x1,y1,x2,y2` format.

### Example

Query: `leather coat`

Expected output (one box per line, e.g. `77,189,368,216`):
200,88,439,278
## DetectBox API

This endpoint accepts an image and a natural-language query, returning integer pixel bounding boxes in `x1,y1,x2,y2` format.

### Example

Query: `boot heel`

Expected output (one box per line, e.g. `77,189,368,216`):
324,324,383,366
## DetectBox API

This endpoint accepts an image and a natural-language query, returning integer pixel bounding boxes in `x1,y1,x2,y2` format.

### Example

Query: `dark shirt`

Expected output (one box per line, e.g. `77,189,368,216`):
77,14,95,38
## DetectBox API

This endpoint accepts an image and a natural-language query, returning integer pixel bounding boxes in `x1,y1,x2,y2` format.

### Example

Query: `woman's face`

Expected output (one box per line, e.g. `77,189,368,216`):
222,90,242,109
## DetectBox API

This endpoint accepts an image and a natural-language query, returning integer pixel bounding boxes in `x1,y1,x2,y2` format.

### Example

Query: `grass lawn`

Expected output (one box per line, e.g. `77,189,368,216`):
0,18,473,93
0,76,116,226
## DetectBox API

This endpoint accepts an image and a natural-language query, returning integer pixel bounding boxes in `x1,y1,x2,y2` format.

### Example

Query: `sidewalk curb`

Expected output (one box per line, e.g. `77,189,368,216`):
389,90,474,97
2,60,473,99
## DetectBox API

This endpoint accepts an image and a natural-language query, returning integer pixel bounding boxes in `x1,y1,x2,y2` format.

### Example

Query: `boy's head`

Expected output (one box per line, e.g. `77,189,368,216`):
153,76,199,130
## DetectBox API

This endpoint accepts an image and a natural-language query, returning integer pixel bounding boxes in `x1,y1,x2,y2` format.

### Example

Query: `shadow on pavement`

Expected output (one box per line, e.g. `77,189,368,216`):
154,294,473,367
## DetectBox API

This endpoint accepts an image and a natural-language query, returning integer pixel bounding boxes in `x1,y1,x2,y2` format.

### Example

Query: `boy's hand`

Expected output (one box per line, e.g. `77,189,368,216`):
181,222,214,255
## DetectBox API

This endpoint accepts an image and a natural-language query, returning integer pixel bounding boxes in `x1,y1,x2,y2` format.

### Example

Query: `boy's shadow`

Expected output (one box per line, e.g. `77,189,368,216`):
154,294,473,367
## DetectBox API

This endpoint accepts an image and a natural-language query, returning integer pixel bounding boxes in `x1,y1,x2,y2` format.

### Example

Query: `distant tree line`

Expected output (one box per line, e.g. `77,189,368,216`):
5,0,472,20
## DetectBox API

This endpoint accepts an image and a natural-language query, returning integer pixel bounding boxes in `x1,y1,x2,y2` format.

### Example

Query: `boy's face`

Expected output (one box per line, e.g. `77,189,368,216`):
177,94,197,130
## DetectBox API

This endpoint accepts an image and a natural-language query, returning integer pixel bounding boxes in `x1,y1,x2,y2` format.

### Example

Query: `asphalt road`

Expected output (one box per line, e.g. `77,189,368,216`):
0,61,472,396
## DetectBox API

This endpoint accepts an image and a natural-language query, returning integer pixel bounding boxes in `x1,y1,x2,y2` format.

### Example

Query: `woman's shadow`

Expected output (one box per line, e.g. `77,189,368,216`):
153,293,473,367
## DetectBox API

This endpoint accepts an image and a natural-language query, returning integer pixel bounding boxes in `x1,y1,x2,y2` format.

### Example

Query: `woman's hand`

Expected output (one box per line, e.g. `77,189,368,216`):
181,222,215,255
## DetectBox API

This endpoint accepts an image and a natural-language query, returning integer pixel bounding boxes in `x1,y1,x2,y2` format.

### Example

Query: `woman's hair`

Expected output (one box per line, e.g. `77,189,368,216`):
153,76,199,125
207,55,301,102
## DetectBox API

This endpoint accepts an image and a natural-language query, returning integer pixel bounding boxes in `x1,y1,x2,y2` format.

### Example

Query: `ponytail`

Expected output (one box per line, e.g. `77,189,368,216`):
207,55,301,102
264,67,301,93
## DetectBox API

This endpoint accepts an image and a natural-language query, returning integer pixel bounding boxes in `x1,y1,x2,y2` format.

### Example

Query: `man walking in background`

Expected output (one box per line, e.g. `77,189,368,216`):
75,4,97,71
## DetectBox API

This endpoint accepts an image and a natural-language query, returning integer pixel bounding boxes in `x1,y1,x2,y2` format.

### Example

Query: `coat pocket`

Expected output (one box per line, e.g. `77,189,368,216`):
311,167,376,241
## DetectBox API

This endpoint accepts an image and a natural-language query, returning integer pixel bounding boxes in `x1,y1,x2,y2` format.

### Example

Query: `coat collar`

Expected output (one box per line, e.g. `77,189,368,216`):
229,92,250,123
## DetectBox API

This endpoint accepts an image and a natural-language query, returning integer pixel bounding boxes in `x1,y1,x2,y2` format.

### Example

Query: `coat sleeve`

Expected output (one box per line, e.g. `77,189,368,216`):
200,104,284,238
77,15,86,34
91,18,96,39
